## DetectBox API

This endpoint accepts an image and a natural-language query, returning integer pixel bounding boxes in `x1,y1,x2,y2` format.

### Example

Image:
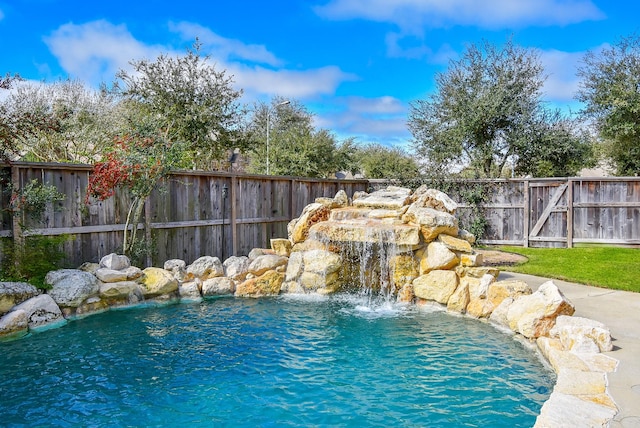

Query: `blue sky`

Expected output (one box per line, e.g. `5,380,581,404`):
1,0,639,147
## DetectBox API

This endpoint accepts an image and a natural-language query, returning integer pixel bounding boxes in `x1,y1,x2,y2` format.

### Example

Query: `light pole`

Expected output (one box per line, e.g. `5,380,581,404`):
266,100,290,175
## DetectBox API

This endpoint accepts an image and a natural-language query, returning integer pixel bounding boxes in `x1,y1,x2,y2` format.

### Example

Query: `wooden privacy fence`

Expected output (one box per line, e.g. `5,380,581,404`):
0,162,369,267
452,177,640,248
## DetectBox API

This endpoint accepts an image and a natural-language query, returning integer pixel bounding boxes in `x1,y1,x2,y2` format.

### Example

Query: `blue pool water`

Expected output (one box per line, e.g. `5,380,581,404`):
0,295,554,427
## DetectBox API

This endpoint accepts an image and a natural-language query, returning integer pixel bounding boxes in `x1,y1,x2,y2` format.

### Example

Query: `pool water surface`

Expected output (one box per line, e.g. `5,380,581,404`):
0,295,554,427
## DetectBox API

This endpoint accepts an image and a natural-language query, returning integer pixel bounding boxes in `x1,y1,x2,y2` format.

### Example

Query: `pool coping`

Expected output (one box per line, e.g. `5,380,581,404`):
499,272,640,428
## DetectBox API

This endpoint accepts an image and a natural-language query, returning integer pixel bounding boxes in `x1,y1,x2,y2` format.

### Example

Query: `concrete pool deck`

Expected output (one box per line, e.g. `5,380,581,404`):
499,272,640,428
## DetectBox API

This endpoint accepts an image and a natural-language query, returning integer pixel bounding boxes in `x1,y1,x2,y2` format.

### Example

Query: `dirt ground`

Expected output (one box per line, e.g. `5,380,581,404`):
475,249,528,266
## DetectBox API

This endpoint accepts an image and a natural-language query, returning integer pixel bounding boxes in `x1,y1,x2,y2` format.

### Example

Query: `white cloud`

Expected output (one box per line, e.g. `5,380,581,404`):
169,21,282,66
539,48,584,102
231,64,357,100
315,0,605,31
43,20,356,101
43,20,162,85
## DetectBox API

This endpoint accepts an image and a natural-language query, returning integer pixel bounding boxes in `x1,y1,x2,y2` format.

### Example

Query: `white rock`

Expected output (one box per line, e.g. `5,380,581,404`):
550,315,613,353
202,277,236,296
223,256,251,280
12,294,64,328
186,256,224,280
95,268,128,283
100,253,131,270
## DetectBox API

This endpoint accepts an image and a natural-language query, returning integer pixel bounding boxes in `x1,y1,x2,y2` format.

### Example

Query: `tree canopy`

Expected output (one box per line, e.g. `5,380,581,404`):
409,39,594,178
577,34,640,176
244,99,354,178
115,41,244,170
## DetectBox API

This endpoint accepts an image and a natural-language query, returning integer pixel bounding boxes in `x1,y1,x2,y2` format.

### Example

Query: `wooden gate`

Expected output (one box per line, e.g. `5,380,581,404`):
526,180,571,248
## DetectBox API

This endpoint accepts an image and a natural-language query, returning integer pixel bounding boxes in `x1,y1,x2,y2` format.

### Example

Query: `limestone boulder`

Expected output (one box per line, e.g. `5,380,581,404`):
122,266,143,280
302,250,342,274
487,280,532,308
289,203,332,244
413,270,459,304
460,252,483,267
550,315,613,353
186,256,224,281
308,220,420,246
270,238,292,257
506,280,575,339
352,186,411,210
447,283,470,313
100,253,130,271
46,269,100,308
95,268,128,283
401,206,458,242
410,186,458,214
437,234,472,253
0,282,39,315
489,297,515,328
235,271,284,298
248,254,288,277
284,251,304,282
248,248,275,260
420,241,459,274
202,277,236,296
457,229,476,245
179,280,202,301
12,294,64,328
534,391,617,428
164,259,187,281
0,309,28,339
99,281,143,303
465,274,498,318
299,270,341,294
389,254,419,290
223,256,251,281
138,267,179,297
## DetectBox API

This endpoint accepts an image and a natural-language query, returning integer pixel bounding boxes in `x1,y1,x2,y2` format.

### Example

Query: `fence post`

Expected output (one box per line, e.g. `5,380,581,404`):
230,175,237,257
567,178,574,248
10,164,23,249
523,179,530,247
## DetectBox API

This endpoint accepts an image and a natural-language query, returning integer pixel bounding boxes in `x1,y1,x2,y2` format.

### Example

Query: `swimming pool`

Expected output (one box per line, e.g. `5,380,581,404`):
0,295,554,427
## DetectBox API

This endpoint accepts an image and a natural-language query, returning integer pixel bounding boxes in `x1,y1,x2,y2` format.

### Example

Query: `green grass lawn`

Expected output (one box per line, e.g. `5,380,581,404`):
496,246,640,293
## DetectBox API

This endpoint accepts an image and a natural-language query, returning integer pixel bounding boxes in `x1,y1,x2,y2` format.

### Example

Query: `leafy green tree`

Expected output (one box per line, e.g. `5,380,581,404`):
354,143,420,181
577,34,640,175
115,41,244,170
2,78,120,163
246,99,351,178
409,39,593,178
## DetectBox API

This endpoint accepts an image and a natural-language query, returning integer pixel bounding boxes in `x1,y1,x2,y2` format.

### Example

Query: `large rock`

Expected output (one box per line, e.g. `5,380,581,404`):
389,254,419,290
487,279,532,308
202,277,236,296
138,267,179,297
100,253,131,271
401,206,459,242
302,250,342,274
410,186,458,214
352,186,412,210
99,281,143,302
447,283,470,313
506,281,575,339
308,220,420,246
164,259,187,281
0,310,28,339
549,315,613,353
413,270,459,304
534,391,617,428
248,254,288,277
235,271,284,297
186,256,224,280
12,294,64,328
270,238,292,257
46,269,100,308
95,268,128,283
0,282,39,315
437,234,472,253
179,280,202,301
289,203,331,244
420,241,459,274
223,256,251,281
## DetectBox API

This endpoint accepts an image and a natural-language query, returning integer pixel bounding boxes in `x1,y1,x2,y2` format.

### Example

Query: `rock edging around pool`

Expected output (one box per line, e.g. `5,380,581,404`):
0,186,620,427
